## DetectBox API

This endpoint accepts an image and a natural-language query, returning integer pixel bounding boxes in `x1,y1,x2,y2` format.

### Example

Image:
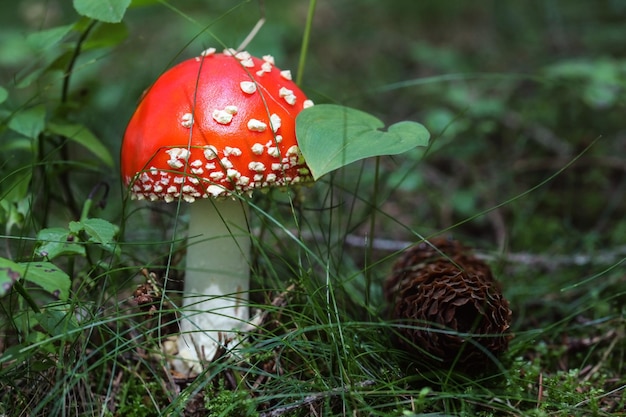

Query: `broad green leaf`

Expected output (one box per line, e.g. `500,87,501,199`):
47,122,114,166
296,104,430,180
15,66,48,89
36,227,86,259
0,86,7,104
26,24,74,51
70,218,119,255
73,0,131,23
70,218,119,245
21,262,71,301
0,167,32,200
0,257,23,297
8,105,46,139
0,137,33,153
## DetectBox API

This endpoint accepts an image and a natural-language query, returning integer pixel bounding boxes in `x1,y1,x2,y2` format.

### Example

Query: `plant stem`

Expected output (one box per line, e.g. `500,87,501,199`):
296,0,317,86
55,20,98,221
13,280,41,313
364,156,380,309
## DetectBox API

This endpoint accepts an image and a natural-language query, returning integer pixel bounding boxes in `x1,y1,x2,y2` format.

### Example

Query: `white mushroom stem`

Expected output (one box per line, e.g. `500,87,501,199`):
174,197,250,374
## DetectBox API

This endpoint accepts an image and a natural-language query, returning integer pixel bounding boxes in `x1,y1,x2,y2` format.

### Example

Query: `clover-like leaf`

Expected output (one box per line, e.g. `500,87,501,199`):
73,0,131,23
296,104,430,180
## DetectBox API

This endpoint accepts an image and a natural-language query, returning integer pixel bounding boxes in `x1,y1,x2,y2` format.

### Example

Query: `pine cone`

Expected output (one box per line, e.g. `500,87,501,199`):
384,238,512,371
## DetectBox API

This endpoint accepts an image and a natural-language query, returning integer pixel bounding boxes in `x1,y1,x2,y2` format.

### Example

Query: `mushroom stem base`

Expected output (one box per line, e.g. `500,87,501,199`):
173,197,250,374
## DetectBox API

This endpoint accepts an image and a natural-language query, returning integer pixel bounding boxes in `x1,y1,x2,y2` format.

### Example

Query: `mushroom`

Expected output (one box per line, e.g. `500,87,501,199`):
121,48,314,374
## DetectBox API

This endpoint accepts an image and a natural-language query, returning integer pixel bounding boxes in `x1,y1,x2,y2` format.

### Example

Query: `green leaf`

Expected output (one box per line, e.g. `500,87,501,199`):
73,0,131,23
0,86,8,104
71,218,119,245
0,194,32,233
21,262,71,301
70,218,119,255
82,23,129,50
34,303,80,340
296,104,430,180
0,257,23,297
0,259,68,305
36,227,86,259
8,105,46,139
0,165,32,234
0,344,29,369
83,218,119,244
26,24,74,51
47,122,114,166
0,137,33,153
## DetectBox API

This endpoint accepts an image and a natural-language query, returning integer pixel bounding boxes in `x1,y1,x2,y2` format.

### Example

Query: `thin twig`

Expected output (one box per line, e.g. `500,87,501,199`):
579,327,623,384
56,20,98,221
255,228,626,269
244,283,296,332
259,380,375,417
342,234,626,269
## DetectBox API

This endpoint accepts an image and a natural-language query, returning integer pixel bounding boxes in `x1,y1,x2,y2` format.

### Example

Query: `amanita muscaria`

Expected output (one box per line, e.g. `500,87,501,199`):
384,238,512,372
121,48,314,374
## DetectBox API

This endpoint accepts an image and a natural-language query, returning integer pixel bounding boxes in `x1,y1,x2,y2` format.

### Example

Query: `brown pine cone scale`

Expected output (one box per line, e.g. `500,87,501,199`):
384,238,512,371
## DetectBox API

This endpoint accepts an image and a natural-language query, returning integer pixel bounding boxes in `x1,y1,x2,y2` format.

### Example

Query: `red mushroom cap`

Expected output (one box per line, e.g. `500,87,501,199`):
121,48,314,202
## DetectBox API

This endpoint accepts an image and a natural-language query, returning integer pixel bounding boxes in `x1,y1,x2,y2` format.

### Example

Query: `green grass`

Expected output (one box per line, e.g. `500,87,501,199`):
1,1,625,416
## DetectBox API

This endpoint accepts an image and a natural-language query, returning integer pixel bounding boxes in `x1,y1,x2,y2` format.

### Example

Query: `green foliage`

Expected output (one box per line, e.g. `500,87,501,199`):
0,1,124,408
205,387,259,417
36,227,87,259
46,122,114,167
103,377,164,417
0,259,70,300
541,369,606,415
544,57,626,108
73,0,131,23
297,104,430,180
